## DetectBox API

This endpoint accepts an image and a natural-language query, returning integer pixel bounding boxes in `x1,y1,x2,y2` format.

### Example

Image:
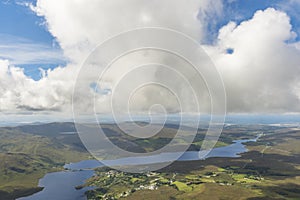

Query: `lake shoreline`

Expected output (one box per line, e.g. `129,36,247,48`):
19,134,262,200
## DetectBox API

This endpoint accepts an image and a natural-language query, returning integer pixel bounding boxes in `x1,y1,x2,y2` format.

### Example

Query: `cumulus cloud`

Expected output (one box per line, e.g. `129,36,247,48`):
1,0,213,115
0,59,75,112
205,8,300,113
33,0,210,63
0,1,300,116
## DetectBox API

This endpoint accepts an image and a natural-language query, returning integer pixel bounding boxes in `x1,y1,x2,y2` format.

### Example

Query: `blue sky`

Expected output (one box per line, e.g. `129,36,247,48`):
0,0,65,80
0,0,299,80
204,0,300,43
0,0,52,43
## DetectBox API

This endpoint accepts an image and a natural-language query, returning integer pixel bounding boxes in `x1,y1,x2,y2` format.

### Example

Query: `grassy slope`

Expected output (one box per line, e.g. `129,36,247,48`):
0,126,90,200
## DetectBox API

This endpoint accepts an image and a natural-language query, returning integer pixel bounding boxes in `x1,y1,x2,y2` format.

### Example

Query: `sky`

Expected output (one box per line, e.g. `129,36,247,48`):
0,0,300,122
0,0,65,80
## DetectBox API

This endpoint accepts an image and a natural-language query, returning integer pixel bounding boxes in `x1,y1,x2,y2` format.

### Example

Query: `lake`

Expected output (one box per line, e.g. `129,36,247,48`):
18,170,95,200
19,135,260,200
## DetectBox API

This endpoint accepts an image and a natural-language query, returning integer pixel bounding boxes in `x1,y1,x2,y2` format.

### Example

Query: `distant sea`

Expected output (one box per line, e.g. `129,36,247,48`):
1,114,300,127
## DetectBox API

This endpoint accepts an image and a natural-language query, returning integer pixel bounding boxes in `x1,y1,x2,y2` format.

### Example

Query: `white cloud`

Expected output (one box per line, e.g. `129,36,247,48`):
1,1,300,116
0,59,76,113
33,0,208,63
0,0,212,115
205,8,300,113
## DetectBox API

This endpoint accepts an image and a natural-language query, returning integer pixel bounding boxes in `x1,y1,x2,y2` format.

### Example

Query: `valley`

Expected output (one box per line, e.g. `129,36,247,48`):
0,123,299,200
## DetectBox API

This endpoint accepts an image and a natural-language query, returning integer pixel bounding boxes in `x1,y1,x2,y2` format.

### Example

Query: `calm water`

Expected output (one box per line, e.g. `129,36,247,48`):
18,170,94,200
19,136,259,200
